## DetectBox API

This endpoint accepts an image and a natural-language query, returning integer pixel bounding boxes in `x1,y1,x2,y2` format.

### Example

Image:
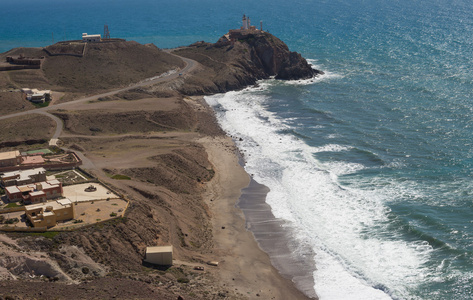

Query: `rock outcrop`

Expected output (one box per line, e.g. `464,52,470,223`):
175,31,323,95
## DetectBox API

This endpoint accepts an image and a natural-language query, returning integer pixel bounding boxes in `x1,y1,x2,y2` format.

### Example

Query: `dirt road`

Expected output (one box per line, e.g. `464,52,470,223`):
0,53,198,171
0,55,196,122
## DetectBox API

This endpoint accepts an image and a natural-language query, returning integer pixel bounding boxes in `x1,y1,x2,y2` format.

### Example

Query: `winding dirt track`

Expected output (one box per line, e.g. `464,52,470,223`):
0,55,196,123
0,54,198,170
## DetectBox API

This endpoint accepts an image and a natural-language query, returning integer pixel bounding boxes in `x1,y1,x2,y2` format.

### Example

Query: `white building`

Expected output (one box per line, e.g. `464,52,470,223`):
1,167,47,187
144,246,173,266
240,15,257,31
242,15,249,30
21,88,51,103
82,33,101,42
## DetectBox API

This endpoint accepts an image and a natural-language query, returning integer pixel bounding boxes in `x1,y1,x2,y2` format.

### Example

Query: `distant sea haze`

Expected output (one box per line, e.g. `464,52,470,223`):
4,0,473,298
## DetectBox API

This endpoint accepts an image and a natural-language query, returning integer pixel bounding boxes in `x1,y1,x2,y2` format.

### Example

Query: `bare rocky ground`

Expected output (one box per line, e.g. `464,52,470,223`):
0,115,54,149
0,41,230,298
0,37,316,300
0,91,243,299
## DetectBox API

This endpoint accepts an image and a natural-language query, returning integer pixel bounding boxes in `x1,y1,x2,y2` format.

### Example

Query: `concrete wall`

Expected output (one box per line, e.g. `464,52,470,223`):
0,65,41,71
145,246,173,265
0,157,21,167
26,204,74,228
0,157,82,173
55,205,74,222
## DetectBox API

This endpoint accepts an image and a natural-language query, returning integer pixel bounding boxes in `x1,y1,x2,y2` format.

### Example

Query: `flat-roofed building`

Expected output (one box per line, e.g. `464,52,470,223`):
23,88,51,103
21,88,32,94
20,155,45,166
82,33,101,42
25,198,75,228
5,179,63,203
144,246,173,266
0,151,21,167
1,167,47,187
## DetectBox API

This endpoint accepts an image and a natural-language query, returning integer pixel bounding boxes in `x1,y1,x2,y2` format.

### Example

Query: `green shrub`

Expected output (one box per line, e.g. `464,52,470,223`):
4,218,19,224
177,277,189,283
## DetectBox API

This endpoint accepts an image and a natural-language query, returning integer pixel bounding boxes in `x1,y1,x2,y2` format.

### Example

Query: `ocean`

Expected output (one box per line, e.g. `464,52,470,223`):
2,0,473,299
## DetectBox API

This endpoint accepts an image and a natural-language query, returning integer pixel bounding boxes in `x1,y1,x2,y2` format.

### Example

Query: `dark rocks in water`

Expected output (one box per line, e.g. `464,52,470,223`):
237,31,323,80
175,30,323,95
275,51,324,80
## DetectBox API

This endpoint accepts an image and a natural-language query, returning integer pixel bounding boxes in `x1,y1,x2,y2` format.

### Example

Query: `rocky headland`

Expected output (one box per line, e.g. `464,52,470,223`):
0,30,320,300
175,30,323,95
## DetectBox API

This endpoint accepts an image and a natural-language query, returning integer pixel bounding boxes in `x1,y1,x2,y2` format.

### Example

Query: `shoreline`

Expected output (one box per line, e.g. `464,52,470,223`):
0,34,321,298
238,178,318,299
200,135,313,300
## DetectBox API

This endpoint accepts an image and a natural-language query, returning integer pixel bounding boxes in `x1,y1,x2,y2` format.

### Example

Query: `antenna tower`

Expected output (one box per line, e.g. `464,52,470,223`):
104,25,110,39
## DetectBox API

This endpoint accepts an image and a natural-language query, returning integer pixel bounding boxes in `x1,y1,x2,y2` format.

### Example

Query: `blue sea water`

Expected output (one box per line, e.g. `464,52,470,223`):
3,0,473,299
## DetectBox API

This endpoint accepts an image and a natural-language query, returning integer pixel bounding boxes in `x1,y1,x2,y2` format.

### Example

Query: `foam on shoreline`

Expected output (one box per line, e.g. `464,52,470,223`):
238,178,318,298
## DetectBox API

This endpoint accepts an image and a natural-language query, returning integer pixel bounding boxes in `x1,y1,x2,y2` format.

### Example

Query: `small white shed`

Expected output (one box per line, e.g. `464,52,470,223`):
82,33,101,42
144,246,173,266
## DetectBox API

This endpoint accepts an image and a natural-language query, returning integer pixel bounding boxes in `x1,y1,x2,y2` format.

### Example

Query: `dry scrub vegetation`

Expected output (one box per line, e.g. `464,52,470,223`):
42,41,184,92
0,34,314,299
0,114,54,149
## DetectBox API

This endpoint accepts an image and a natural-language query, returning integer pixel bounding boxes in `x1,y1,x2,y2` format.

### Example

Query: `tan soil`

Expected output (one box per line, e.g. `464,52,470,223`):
0,41,315,299
0,91,35,115
0,114,55,148
42,41,185,93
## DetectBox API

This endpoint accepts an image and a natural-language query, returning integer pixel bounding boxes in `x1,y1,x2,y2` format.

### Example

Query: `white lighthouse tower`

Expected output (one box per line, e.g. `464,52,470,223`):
242,14,248,30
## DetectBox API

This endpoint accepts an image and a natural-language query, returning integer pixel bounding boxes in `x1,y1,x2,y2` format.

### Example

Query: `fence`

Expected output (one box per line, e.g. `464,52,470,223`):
0,225,47,232
0,206,26,214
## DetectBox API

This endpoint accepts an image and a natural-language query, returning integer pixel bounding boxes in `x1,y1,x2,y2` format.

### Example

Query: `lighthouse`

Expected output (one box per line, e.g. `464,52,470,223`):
242,14,249,30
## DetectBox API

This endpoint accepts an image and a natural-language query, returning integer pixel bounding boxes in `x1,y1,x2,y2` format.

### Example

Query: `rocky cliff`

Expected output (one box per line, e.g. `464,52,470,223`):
175,31,323,95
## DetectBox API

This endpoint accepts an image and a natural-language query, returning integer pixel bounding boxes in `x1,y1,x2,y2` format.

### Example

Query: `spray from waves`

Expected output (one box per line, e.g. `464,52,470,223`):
252,59,342,89
205,83,438,300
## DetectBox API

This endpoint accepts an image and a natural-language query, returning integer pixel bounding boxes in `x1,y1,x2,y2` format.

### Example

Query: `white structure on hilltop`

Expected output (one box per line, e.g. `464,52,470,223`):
218,15,263,45
242,14,250,30
82,33,101,42
241,14,257,31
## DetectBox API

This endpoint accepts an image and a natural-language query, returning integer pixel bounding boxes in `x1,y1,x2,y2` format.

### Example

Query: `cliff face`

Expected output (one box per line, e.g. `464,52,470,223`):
235,31,322,80
175,31,323,95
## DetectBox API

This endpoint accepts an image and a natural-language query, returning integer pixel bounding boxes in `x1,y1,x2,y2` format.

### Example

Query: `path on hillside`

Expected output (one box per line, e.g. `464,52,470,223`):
0,53,198,170
0,55,197,122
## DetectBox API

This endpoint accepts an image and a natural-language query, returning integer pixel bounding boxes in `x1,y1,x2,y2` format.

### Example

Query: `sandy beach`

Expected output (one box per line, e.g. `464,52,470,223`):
0,34,320,298
239,179,318,298
200,135,314,300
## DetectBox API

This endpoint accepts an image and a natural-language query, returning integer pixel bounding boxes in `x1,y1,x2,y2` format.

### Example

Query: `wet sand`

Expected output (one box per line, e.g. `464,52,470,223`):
201,136,315,300
239,178,318,299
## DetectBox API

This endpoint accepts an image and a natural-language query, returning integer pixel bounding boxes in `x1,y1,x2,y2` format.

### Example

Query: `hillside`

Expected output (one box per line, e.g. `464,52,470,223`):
0,33,318,300
42,41,184,92
0,41,185,94
174,30,323,95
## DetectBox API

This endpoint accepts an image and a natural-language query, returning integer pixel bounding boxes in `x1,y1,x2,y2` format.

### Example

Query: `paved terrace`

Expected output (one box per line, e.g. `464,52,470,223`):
62,183,118,202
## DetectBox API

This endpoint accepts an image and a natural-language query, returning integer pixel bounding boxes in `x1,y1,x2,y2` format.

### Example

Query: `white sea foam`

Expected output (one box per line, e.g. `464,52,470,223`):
321,161,366,176
313,144,352,153
248,60,343,88
205,83,435,300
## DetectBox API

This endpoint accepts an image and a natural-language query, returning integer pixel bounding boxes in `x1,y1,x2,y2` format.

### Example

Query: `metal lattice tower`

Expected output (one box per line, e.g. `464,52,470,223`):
104,25,110,39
